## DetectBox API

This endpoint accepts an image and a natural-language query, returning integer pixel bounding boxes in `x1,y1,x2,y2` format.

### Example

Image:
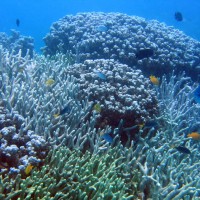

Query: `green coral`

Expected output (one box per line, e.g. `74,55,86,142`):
0,146,140,200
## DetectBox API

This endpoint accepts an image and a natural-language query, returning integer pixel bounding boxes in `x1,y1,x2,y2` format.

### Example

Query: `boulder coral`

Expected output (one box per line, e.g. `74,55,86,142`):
66,59,158,129
43,12,200,80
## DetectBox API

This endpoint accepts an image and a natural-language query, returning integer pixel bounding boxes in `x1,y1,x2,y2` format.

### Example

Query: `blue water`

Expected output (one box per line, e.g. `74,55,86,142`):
0,0,199,52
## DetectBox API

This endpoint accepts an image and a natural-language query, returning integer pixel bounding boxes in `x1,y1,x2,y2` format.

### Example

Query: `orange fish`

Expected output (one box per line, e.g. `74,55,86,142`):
187,132,200,140
25,164,34,175
149,75,159,85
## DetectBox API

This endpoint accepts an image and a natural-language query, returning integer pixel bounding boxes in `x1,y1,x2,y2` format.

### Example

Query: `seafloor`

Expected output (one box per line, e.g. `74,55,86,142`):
0,12,200,200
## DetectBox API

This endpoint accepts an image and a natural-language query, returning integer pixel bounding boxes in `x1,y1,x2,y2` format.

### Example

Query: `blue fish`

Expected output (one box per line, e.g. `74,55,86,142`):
96,71,106,80
194,85,200,103
54,105,71,118
175,146,191,154
102,132,113,143
96,25,108,32
144,120,158,128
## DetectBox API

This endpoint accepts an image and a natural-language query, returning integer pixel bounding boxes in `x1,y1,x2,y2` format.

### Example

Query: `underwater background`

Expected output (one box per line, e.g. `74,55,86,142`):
1,0,200,199
0,0,200,52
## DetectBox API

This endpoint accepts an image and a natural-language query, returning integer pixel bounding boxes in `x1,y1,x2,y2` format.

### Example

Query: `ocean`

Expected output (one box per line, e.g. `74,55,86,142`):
0,0,200,52
1,1,200,199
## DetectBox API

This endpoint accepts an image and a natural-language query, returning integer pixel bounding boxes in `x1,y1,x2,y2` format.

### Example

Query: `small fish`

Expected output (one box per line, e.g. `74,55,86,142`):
45,79,55,86
100,130,113,143
149,75,159,85
93,103,101,113
25,164,34,175
187,132,200,140
96,25,108,32
144,120,158,128
135,48,154,60
139,120,158,129
175,12,183,22
96,71,106,80
18,66,25,73
193,85,200,103
102,133,113,143
16,19,20,27
54,105,71,118
175,146,191,154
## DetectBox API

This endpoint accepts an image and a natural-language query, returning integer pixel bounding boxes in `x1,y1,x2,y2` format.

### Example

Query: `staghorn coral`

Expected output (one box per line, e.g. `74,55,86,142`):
0,99,49,175
0,146,141,200
65,59,158,130
43,12,200,80
0,46,110,157
1,20,200,199
125,73,200,199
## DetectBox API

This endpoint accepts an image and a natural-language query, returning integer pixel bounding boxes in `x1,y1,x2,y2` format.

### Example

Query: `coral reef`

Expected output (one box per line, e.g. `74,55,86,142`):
126,73,200,199
0,46,104,156
0,104,49,175
66,59,158,129
43,12,200,80
0,146,140,200
1,12,200,199
0,29,34,57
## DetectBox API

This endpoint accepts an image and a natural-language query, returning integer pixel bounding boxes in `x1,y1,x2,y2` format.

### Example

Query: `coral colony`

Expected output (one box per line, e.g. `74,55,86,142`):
0,12,200,199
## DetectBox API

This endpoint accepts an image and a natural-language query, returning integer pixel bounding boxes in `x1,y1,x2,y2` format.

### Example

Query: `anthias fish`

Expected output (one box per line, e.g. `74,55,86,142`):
149,75,159,85
175,12,183,22
135,48,154,60
187,132,200,140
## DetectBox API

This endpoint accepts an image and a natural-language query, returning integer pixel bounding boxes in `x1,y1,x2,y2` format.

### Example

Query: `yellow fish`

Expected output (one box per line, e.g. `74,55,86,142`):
187,132,200,140
93,103,101,113
25,164,34,175
138,123,145,129
45,79,55,86
53,113,60,118
149,75,159,85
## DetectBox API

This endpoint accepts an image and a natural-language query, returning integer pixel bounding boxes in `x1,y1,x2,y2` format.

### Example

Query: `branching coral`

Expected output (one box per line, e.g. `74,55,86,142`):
1,43,200,199
0,47,102,155
127,73,200,199
0,146,141,200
